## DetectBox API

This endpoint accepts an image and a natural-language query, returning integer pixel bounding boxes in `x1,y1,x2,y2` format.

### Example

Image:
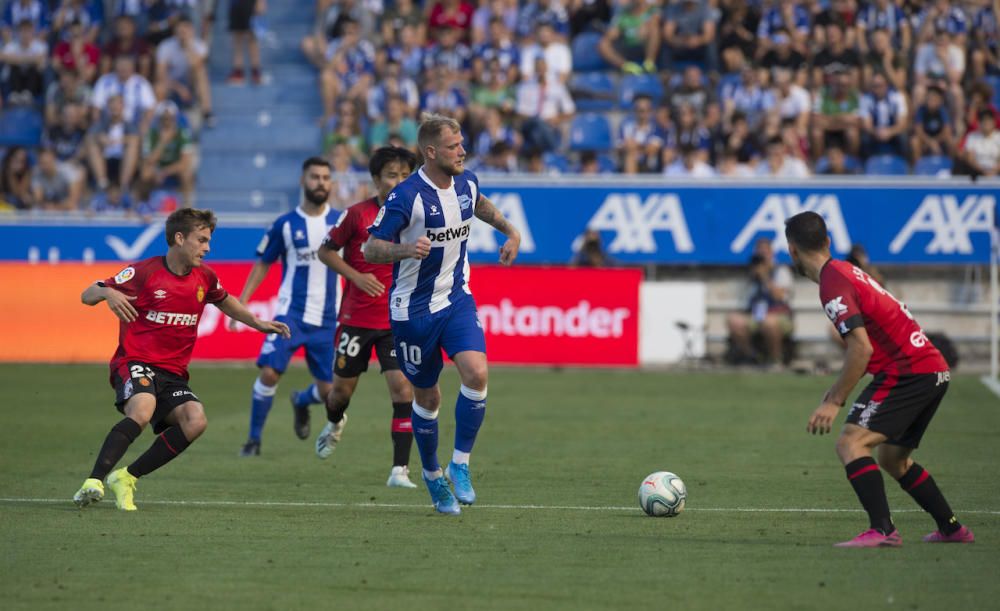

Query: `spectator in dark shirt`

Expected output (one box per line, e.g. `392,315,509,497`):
101,14,152,79
819,145,857,175
862,27,907,92
811,21,861,91
42,101,88,192
572,229,613,267
0,146,34,209
567,0,611,39
911,85,954,161
662,0,717,73
44,67,90,125
618,94,665,174
759,29,807,86
668,65,719,129
0,19,47,104
718,0,759,73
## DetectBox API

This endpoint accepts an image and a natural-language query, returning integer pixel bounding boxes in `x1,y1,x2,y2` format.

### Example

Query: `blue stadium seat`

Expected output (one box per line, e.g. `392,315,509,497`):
986,75,1000,109
619,73,664,107
814,154,860,174
571,32,611,72
543,152,571,173
864,154,909,176
0,108,43,147
568,113,612,152
913,155,953,177
571,72,617,112
596,154,618,173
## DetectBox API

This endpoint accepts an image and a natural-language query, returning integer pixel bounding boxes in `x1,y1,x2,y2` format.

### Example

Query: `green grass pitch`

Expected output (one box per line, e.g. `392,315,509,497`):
1,364,998,610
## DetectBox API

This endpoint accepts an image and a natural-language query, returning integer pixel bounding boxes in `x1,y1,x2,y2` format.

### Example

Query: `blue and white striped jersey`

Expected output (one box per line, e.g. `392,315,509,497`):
369,167,479,322
256,205,340,327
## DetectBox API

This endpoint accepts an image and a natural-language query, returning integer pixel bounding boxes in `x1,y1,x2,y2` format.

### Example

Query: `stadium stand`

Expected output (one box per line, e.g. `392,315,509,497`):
1,0,999,215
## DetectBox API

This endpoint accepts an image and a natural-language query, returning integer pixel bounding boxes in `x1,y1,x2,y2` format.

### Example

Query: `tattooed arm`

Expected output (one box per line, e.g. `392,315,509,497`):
475,194,521,265
363,236,432,264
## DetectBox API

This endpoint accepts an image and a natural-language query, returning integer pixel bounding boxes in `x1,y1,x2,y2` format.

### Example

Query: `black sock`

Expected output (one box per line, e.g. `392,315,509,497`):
898,463,961,535
844,457,894,534
391,402,413,467
89,418,142,480
326,398,349,424
126,427,191,478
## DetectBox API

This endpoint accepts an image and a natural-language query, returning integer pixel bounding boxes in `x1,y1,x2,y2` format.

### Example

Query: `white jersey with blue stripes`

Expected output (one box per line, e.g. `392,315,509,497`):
368,167,479,322
256,204,340,327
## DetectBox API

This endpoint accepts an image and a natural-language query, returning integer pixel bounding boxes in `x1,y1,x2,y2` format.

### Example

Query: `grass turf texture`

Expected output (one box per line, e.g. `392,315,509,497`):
1,364,998,610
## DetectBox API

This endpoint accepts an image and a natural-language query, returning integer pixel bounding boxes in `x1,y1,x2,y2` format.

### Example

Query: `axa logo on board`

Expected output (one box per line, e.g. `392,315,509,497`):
889,194,994,255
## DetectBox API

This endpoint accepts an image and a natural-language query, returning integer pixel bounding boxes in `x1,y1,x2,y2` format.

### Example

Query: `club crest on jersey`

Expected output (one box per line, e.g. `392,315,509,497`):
197,286,205,302
114,266,135,284
458,194,473,210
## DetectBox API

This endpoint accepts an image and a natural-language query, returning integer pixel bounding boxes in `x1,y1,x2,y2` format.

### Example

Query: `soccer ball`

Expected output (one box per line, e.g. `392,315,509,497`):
638,471,686,517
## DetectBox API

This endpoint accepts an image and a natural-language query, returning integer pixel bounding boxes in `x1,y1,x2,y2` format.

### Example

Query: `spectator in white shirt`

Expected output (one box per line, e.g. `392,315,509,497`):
519,22,572,84
913,28,965,116
756,137,810,178
515,56,575,153
156,16,214,127
770,67,810,138
0,19,47,104
92,54,156,132
960,110,1000,177
664,145,717,178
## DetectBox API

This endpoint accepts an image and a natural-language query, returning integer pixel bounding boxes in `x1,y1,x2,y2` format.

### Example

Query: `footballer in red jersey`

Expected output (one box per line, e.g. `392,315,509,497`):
73,209,290,511
316,147,420,488
785,211,973,547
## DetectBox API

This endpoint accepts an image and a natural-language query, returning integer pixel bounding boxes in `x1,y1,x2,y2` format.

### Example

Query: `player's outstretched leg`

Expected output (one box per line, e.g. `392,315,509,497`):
387,401,416,488
241,376,276,456
74,417,143,508
412,400,459,515
446,385,487,505
291,383,323,440
317,379,352,459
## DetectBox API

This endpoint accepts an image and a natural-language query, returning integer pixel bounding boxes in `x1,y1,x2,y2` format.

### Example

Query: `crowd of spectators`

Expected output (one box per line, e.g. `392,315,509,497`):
307,0,1000,178
0,0,254,213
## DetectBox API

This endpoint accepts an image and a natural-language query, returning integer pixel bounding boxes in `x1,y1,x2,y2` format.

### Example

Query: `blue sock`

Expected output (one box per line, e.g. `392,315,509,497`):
411,402,440,474
293,383,323,409
248,378,277,441
454,385,487,455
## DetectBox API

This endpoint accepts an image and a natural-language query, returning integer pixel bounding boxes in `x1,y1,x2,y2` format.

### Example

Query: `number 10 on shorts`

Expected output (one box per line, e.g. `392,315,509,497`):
399,341,422,365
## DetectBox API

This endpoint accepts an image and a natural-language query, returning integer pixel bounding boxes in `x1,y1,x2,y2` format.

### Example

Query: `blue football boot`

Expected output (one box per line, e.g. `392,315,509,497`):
445,462,476,505
423,473,461,515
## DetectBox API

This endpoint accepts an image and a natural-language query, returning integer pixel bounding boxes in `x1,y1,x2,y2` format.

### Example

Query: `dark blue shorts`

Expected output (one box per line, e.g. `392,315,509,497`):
256,315,335,382
390,296,486,389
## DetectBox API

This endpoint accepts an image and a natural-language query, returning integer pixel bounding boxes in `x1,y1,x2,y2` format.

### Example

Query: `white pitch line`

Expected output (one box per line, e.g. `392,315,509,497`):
2,497,999,515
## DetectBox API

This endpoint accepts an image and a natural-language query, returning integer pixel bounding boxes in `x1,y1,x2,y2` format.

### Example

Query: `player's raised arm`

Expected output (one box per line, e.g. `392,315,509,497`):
363,235,431,264
475,194,521,266
215,294,291,338
82,282,138,322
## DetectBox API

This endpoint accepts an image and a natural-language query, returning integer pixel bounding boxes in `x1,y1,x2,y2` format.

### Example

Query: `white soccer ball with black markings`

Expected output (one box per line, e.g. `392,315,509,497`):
638,471,686,517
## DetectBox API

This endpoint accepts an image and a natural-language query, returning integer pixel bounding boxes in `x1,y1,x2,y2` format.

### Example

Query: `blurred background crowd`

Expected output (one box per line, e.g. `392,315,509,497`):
0,0,998,214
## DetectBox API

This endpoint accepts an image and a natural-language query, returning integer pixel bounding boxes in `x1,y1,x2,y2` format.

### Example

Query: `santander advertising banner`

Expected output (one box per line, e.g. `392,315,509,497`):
469,266,642,367
0,263,641,367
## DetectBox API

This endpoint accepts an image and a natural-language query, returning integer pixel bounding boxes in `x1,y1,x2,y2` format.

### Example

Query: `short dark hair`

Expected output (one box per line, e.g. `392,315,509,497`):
784,211,829,252
368,146,417,177
165,208,217,246
302,156,331,173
